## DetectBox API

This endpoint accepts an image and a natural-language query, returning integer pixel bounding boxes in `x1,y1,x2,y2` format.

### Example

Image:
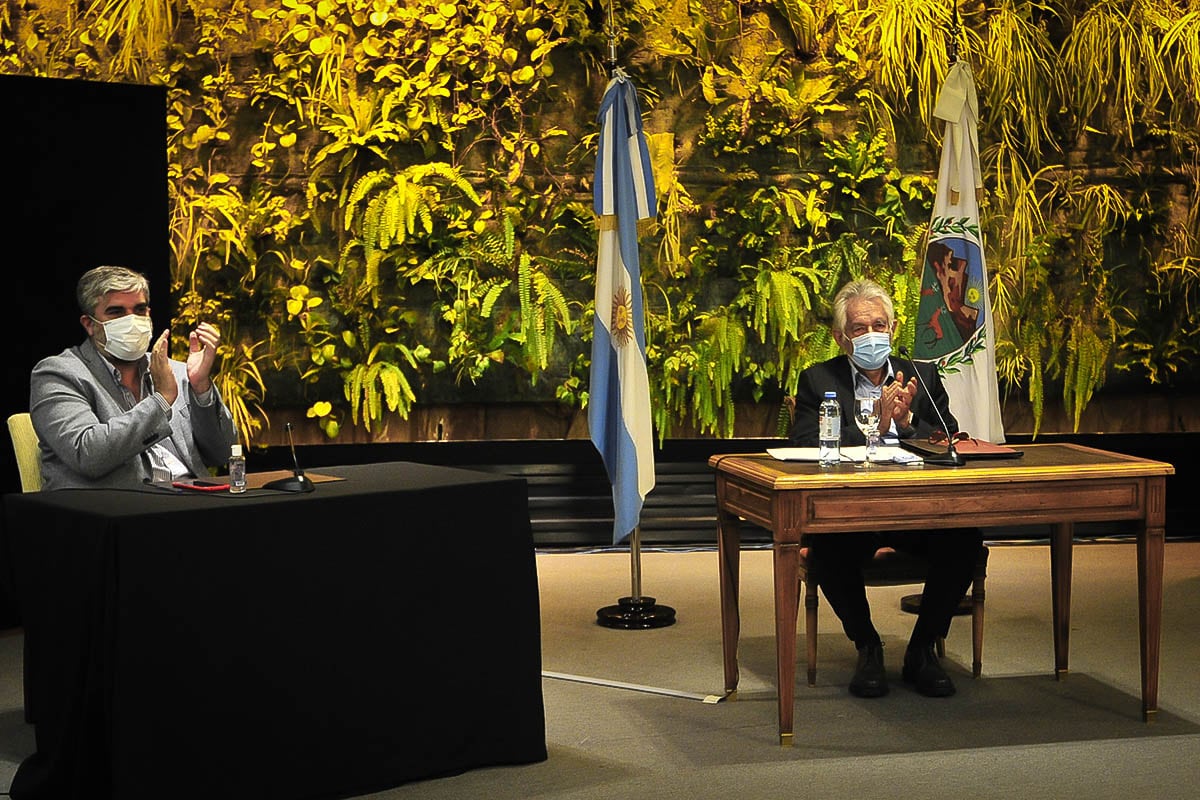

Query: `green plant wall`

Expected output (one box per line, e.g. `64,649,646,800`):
3,0,1198,442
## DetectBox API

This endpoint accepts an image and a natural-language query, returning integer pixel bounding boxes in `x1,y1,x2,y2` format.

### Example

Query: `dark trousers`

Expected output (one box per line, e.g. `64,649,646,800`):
810,529,982,651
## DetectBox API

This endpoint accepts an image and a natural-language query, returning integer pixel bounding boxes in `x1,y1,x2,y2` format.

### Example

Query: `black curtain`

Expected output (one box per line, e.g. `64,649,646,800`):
0,74,168,624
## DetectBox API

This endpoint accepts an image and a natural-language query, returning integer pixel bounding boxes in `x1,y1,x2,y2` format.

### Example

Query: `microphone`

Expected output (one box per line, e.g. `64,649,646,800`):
897,346,964,466
263,422,316,492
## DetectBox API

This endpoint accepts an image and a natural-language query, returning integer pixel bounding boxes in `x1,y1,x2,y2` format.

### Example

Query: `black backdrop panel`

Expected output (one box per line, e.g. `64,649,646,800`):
1,75,168,626
0,74,169,495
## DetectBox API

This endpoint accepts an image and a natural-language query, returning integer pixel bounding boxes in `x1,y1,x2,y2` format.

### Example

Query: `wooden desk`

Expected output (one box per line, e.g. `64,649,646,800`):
709,444,1174,745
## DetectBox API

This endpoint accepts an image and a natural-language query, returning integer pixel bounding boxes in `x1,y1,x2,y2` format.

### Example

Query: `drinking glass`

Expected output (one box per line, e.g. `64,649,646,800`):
853,393,881,467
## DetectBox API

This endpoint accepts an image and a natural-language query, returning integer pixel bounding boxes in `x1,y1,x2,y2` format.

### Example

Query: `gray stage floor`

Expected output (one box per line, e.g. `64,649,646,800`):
2,540,1198,798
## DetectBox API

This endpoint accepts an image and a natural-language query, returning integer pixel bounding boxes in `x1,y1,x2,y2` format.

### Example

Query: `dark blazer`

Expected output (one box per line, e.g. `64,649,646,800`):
788,354,957,447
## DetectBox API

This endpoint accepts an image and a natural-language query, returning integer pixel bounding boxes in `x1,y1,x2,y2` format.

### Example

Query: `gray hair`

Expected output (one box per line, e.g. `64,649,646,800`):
76,266,150,315
831,278,895,333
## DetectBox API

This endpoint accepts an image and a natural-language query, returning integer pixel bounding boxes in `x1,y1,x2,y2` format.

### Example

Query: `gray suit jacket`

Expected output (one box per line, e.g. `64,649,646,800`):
30,338,237,490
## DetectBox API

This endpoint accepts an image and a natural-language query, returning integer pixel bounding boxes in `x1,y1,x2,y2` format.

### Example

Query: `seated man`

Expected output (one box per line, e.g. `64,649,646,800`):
788,278,981,698
31,265,237,490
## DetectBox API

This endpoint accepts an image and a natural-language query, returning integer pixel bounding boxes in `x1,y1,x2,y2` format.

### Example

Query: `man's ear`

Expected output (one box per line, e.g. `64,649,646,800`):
80,314,95,337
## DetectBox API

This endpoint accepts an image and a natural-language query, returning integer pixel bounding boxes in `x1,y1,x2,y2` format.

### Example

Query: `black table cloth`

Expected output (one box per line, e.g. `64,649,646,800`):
3,462,546,799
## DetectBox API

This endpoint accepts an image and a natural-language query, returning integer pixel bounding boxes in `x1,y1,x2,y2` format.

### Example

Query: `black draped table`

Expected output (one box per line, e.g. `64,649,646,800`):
3,462,546,799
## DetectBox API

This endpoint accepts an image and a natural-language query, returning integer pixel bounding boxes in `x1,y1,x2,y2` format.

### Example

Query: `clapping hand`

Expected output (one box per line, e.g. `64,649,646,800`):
149,330,178,406
186,322,221,394
881,371,918,430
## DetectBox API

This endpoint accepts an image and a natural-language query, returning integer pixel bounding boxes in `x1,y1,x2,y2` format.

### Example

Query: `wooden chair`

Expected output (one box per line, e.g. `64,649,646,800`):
7,412,42,492
799,543,989,686
781,395,987,686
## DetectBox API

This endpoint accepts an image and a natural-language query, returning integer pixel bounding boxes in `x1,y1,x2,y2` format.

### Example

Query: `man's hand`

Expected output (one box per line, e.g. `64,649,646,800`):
881,371,917,429
186,322,221,393
150,330,179,406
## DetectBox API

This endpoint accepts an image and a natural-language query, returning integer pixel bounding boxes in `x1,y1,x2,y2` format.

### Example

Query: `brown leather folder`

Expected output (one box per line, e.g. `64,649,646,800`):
899,437,1024,460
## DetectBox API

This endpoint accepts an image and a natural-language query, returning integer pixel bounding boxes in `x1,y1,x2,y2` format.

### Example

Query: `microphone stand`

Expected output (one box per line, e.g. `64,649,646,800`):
264,422,316,492
897,346,964,466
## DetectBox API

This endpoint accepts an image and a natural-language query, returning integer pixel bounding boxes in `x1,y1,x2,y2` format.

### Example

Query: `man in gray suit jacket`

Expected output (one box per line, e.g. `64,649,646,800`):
30,266,237,490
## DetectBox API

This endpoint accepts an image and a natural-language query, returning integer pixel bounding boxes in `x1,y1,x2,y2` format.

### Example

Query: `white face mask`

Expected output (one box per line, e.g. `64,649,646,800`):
94,314,153,361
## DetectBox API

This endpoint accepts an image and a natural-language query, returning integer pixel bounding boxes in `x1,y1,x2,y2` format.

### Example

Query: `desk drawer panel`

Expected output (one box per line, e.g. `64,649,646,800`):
722,481,773,527
805,480,1144,530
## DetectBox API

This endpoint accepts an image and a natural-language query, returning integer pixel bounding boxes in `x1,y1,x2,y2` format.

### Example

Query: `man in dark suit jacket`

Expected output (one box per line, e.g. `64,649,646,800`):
789,278,981,699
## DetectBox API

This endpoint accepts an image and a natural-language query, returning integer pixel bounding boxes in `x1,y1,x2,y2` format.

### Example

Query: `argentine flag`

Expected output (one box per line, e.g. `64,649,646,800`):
914,61,1006,443
590,69,656,544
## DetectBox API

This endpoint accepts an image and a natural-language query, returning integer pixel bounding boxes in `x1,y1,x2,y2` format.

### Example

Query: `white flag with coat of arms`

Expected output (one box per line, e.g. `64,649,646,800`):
913,61,1005,443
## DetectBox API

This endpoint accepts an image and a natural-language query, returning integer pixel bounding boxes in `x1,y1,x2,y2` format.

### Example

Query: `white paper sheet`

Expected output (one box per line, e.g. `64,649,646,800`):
766,446,923,465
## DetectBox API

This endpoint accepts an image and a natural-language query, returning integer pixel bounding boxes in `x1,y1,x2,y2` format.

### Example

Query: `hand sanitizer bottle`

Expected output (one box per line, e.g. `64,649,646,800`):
228,444,247,493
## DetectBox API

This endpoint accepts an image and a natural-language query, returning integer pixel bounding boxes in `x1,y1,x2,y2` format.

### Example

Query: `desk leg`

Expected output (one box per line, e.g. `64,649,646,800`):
1137,481,1166,722
1050,521,1073,679
773,542,801,747
717,505,742,698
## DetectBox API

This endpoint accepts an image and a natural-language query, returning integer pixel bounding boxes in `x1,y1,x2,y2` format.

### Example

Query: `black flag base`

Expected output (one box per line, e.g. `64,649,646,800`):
596,596,676,629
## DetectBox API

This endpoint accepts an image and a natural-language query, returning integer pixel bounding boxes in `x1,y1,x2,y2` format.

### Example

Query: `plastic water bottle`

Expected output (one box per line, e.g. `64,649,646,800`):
228,444,247,493
818,392,841,467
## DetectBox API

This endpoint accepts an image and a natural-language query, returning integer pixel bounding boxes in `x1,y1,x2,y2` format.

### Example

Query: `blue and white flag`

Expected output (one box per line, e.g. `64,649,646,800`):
914,62,1005,443
590,68,656,544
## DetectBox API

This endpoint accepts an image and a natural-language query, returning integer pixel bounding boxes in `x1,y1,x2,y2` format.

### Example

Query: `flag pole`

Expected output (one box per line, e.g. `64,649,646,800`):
606,0,618,73
596,526,676,629
946,0,961,64
630,525,643,598
592,4,674,630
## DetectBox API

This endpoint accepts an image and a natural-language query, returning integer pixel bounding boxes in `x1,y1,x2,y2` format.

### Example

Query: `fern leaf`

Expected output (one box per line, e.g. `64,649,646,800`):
518,253,533,325
400,175,417,237
535,272,573,334
345,170,389,227
362,195,382,261
346,364,364,425
358,318,371,354
480,279,510,318
382,186,402,250
365,250,383,296
380,363,400,412
417,202,434,236
338,238,362,274
503,216,516,260
364,362,383,429
775,401,792,438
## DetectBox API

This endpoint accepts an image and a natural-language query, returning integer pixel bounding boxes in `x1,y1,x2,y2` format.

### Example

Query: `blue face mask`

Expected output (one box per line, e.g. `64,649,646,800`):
849,331,892,370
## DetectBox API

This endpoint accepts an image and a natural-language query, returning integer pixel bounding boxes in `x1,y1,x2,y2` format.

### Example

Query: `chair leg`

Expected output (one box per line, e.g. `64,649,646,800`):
935,637,945,659
971,577,986,678
804,578,819,687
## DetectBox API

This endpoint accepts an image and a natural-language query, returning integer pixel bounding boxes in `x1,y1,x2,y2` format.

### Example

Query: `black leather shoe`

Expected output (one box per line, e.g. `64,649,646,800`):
849,642,888,698
902,644,956,697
